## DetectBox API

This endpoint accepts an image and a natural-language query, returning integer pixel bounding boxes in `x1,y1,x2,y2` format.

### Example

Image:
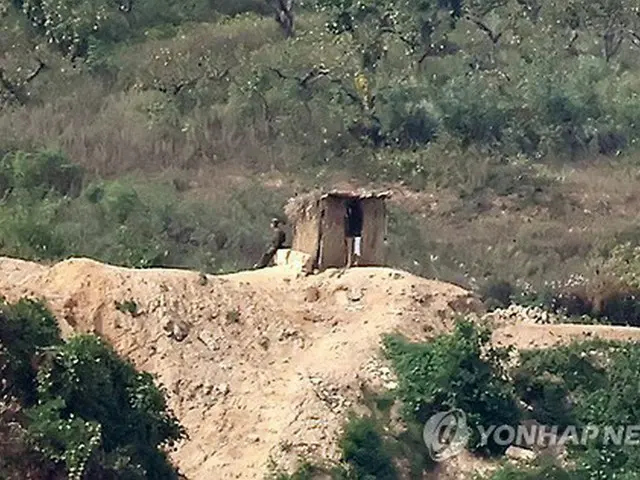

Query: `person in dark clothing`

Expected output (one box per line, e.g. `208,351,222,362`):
345,199,363,267
254,218,286,269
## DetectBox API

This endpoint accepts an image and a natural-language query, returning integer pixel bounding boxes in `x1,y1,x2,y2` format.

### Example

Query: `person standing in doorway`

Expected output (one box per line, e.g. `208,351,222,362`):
345,199,363,267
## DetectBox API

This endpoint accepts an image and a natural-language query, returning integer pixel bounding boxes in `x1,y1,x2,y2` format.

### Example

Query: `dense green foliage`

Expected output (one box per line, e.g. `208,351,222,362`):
0,297,62,402
0,297,185,479
339,414,397,480
0,148,287,272
383,319,521,455
512,340,640,479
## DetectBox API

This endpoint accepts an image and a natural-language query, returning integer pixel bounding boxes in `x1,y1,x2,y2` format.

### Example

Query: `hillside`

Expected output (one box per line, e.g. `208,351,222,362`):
3,257,640,478
5,1,640,477
1,0,640,291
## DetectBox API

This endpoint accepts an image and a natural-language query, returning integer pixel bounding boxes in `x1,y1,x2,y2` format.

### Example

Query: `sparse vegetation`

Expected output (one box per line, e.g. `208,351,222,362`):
115,298,139,316
225,308,241,323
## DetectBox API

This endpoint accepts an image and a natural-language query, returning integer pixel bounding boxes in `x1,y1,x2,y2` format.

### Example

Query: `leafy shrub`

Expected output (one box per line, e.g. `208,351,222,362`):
0,193,68,260
375,83,439,148
479,278,516,310
1,149,84,198
0,297,185,479
30,334,185,478
484,461,577,480
383,319,521,456
513,340,640,478
26,398,104,480
98,181,144,224
0,395,64,480
0,297,62,403
339,414,397,480
437,76,511,147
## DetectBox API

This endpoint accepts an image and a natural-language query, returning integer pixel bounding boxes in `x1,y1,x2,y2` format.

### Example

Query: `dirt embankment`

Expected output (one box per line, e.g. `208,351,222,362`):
2,257,640,479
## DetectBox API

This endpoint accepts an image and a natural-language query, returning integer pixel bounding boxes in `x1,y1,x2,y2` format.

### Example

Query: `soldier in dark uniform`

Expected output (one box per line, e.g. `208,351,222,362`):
254,218,286,269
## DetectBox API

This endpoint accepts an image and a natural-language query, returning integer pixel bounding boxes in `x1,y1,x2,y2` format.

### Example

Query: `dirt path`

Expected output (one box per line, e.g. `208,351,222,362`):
1,257,640,478
493,322,640,349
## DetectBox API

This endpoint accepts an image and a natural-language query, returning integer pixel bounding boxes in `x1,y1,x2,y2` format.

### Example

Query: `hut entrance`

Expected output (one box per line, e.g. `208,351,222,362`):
284,189,390,271
345,199,363,266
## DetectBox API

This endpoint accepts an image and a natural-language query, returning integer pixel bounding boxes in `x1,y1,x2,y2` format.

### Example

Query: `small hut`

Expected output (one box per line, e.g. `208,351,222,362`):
283,189,391,271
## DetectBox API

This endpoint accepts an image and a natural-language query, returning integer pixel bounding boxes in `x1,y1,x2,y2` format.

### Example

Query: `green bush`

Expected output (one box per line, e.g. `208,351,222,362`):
484,462,577,480
30,334,185,478
383,319,521,456
1,149,84,198
0,297,62,403
0,150,289,272
374,83,439,148
339,414,397,480
513,340,640,479
0,297,185,479
437,76,511,148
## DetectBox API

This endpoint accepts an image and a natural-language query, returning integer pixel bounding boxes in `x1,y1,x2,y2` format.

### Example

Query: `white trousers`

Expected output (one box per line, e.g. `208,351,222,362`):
353,236,362,256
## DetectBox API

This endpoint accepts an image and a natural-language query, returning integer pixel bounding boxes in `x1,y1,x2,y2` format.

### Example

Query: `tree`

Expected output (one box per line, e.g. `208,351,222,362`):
0,59,47,106
560,0,640,61
268,0,295,37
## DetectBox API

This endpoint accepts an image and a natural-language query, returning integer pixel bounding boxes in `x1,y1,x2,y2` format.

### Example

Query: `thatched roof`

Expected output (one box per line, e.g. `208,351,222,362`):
284,190,323,223
321,189,391,200
285,189,391,223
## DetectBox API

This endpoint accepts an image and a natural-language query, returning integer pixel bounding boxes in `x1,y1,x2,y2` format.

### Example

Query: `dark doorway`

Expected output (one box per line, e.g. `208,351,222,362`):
345,199,364,266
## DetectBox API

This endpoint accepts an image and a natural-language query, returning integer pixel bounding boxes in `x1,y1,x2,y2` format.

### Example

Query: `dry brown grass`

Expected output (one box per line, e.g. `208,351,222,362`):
0,14,334,176
380,157,640,288
0,82,310,175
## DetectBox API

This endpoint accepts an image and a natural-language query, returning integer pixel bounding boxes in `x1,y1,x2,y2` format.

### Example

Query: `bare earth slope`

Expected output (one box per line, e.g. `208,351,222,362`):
2,257,640,479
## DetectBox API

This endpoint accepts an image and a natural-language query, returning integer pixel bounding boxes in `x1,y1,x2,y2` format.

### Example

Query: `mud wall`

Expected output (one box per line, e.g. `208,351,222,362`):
291,203,321,259
318,197,347,269
360,198,387,266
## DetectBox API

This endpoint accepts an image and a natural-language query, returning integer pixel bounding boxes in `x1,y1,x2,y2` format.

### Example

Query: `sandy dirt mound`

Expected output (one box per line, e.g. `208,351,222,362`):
2,257,640,479
0,257,477,478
